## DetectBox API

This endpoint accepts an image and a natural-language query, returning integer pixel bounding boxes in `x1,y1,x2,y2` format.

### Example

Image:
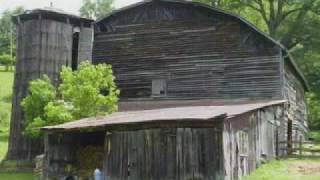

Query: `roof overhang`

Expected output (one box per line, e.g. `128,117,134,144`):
42,100,286,132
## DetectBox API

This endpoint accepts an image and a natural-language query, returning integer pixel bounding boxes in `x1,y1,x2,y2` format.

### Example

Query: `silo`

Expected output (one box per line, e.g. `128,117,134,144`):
8,8,93,161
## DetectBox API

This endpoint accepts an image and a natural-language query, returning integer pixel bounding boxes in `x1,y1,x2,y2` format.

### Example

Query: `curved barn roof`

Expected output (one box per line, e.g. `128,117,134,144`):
95,0,308,90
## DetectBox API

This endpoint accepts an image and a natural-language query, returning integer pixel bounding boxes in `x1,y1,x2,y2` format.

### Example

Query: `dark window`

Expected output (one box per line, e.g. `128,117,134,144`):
152,79,167,96
71,32,79,71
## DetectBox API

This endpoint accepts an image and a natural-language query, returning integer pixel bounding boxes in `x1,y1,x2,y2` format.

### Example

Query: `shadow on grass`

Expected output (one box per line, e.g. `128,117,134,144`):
0,133,8,143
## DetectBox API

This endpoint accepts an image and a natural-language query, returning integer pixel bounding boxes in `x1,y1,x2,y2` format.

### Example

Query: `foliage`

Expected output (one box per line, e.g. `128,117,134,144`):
21,62,119,137
0,54,14,71
59,62,119,119
0,7,24,55
80,0,114,20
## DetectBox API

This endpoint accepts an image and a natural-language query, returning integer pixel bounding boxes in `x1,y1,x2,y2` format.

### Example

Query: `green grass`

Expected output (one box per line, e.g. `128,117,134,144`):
0,66,13,162
0,173,34,180
244,157,320,180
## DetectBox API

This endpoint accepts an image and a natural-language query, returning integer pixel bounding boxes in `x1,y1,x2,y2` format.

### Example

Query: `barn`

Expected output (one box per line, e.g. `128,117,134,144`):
9,0,309,179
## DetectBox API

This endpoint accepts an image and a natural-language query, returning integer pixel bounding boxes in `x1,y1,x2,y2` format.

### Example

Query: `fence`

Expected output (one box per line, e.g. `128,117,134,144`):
279,137,320,157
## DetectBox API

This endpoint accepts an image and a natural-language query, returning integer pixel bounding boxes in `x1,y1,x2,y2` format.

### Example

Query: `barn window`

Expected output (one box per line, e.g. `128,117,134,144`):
152,79,167,96
237,130,249,156
71,27,80,71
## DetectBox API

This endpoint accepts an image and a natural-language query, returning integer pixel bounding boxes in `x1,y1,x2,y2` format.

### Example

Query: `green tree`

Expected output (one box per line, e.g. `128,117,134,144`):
80,0,114,20
0,7,24,55
22,62,120,137
59,62,119,119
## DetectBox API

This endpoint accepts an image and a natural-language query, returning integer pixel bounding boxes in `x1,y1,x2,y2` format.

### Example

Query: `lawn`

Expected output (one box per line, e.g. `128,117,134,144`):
0,66,13,161
0,173,34,180
244,157,320,180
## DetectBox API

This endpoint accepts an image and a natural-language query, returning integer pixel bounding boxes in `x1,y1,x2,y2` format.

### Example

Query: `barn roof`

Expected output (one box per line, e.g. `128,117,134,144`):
43,100,285,132
95,0,308,90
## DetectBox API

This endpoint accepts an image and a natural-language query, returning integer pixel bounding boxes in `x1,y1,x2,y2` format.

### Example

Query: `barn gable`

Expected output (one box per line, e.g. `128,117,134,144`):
93,0,286,100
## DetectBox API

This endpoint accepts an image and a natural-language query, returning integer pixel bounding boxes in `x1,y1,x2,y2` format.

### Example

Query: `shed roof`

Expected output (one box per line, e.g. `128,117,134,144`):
95,0,308,91
43,100,285,132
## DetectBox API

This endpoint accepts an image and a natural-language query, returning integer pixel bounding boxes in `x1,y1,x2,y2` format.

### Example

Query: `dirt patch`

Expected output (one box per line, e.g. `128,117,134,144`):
290,162,320,175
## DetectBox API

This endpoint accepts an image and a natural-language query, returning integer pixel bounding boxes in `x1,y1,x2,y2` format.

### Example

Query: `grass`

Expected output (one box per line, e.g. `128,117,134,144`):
0,173,34,180
244,157,320,180
0,66,34,179
0,66,13,161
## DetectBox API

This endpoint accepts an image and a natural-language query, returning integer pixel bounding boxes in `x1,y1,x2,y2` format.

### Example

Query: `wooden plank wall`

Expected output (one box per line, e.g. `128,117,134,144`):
8,18,73,160
223,105,284,180
93,1,281,101
283,62,307,142
103,127,224,180
78,26,93,63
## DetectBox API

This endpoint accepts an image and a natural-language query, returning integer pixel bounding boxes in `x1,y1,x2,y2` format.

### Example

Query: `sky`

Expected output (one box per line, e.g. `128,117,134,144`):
0,0,143,15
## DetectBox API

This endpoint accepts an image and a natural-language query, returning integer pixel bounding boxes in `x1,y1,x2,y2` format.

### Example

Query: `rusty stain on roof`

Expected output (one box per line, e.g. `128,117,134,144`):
43,100,286,132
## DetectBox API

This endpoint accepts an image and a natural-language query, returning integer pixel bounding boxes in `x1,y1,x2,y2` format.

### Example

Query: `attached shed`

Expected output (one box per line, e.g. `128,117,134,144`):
43,100,286,180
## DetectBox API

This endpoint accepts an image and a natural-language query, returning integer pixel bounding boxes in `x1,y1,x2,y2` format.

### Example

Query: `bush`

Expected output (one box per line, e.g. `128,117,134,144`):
22,61,120,137
0,54,14,71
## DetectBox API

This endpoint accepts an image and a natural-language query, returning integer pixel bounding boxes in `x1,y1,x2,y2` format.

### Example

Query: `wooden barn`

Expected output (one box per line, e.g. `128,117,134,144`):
9,0,309,179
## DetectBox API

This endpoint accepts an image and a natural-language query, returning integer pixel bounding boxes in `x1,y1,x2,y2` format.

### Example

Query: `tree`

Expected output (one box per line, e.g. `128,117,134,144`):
22,62,120,137
0,7,24,55
194,0,319,50
80,0,114,20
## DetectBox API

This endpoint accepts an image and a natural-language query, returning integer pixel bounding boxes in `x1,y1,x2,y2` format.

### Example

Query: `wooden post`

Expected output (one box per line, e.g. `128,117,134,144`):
299,136,303,157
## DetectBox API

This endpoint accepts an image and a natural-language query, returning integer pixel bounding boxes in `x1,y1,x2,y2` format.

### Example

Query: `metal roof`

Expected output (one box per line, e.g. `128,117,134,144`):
43,100,286,132
95,0,308,91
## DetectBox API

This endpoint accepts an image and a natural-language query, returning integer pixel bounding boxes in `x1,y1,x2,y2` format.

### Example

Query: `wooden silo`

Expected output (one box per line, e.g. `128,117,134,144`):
8,8,93,161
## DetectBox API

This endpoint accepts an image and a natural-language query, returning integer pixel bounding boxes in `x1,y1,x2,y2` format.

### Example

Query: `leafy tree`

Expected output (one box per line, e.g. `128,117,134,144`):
80,0,114,20
0,7,24,55
22,62,120,137
59,62,119,119
21,76,57,137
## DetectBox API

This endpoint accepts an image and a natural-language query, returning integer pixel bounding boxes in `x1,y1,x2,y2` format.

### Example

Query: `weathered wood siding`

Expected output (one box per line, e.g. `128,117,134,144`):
78,26,93,62
223,105,284,180
283,61,307,141
93,1,282,101
8,19,73,160
104,127,224,180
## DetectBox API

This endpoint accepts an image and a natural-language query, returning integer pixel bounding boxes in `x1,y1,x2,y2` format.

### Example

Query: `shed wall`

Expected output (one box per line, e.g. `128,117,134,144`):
223,105,285,180
104,127,224,180
283,61,307,142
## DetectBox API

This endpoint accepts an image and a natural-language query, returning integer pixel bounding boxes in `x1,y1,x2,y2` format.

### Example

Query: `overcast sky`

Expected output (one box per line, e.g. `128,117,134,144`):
0,0,143,15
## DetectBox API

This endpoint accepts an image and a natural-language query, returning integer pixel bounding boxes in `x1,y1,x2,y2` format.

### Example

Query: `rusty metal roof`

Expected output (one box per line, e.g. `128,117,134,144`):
43,100,285,132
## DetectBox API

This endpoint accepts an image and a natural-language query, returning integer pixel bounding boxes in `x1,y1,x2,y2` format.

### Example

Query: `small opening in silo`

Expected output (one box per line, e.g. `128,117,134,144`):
71,32,80,71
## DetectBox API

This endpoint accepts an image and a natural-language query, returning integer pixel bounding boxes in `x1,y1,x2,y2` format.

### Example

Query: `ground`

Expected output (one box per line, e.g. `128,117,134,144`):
243,157,320,180
0,66,320,179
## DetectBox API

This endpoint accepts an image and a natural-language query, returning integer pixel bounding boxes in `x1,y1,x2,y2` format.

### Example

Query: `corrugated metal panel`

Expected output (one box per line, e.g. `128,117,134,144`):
43,100,285,131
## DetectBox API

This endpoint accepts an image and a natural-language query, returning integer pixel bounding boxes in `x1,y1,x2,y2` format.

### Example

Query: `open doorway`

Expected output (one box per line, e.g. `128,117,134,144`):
72,32,79,71
287,120,293,154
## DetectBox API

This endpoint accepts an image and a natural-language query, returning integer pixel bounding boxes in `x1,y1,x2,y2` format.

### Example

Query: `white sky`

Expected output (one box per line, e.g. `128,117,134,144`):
0,0,143,15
